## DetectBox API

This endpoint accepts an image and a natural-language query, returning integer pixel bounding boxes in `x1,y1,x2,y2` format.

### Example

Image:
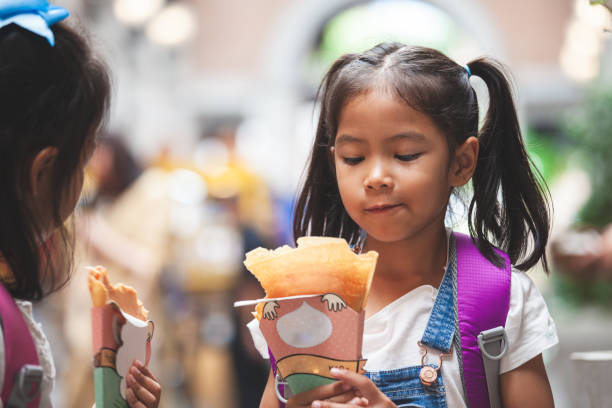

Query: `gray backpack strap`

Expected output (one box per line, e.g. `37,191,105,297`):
477,327,509,408
6,365,43,408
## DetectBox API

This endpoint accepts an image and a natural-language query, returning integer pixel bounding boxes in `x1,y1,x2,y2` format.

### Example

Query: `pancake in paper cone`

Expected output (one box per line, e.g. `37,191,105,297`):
259,294,367,395
88,266,154,408
244,237,378,320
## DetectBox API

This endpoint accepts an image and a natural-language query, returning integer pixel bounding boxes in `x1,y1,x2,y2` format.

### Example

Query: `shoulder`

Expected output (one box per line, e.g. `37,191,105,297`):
508,268,550,312
14,301,56,407
14,300,56,377
500,268,558,373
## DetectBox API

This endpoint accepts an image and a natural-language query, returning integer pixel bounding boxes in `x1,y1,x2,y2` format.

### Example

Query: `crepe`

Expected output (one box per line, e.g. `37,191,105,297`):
244,237,378,318
87,265,148,321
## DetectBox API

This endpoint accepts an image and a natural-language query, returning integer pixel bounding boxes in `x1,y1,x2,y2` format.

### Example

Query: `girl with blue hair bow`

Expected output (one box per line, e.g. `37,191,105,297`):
0,1,161,407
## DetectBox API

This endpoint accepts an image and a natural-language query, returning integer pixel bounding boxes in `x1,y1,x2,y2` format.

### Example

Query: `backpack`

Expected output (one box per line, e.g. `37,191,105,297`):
0,283,43,408
270,232,511,408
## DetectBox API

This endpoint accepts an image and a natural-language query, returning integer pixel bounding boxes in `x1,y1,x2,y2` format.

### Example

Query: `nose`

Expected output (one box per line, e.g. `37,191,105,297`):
363,161,394,191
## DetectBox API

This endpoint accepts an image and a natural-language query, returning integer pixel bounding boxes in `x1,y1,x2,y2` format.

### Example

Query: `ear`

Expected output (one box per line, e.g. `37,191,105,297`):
30,147,58,196
449,136,478,187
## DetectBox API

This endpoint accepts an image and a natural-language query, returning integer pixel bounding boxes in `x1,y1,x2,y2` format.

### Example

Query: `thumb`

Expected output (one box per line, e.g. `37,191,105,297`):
329,368,378,399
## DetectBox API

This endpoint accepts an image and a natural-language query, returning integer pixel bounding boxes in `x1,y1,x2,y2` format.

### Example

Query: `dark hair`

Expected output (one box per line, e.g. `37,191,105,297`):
0,23,111,300
293,43,551,272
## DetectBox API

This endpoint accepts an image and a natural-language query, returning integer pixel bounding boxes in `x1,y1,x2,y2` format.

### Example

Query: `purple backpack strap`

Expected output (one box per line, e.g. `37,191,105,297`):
268,348,286,408
455,232,510,408
0,283,41,408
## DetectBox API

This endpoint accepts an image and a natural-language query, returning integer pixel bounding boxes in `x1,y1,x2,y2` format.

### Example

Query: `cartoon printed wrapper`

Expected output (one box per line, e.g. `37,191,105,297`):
261,294,367,395
88,266,154,408
237,237,378,395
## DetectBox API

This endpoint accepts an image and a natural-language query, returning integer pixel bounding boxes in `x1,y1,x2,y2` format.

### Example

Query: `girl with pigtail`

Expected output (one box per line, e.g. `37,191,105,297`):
250,43,557,408
0,1,161,406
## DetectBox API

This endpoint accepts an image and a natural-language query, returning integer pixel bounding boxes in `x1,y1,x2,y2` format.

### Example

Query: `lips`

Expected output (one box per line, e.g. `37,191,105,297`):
364,203,403,213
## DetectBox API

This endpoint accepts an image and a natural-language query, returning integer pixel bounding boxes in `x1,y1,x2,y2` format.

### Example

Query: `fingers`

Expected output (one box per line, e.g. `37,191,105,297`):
126,387,148,408
326,390,361,403
311,398,368,408
329,369,376,399
350,396,369,406
133,360,159,384
289,380,353,405
126,360,161,408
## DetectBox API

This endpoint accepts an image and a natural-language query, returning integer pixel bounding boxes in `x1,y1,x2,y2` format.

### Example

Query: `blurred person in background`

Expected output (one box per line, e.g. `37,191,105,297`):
152,118,277,407
61,134,171,407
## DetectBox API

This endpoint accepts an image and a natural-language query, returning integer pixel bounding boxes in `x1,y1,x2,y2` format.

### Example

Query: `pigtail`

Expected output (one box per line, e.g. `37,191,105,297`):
467,58,551,272
293,54,360,245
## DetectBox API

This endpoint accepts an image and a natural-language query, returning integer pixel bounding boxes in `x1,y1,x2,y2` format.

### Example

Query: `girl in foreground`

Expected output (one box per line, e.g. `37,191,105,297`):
251,43,557,407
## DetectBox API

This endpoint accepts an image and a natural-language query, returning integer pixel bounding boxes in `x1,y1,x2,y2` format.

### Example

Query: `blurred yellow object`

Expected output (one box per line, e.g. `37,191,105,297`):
153,152,275,240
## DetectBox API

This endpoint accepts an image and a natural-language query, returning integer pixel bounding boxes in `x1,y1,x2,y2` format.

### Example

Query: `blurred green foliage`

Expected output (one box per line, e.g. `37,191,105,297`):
554,273,612,308
551,85,612,307
564,86,612,228
525,128,568,186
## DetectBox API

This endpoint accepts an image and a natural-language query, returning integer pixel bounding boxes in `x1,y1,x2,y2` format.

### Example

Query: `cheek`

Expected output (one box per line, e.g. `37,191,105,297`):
334,163,360,204
60,171,85,220
405,165,452,210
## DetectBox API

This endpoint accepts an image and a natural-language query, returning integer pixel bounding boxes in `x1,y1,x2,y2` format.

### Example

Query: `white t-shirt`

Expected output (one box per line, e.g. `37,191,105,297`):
247,269,558,407
0,300,55,408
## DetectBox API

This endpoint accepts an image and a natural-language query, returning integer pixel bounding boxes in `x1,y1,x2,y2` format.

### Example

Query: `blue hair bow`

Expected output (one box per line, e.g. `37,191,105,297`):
0,0,69,46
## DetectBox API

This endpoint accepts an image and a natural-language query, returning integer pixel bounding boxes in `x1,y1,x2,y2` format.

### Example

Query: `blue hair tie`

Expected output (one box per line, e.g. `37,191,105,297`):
0,0,69,46
464,64,471,78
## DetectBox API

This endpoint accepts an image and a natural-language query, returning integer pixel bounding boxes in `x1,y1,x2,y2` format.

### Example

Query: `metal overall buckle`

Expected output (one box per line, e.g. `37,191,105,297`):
418,341,453,387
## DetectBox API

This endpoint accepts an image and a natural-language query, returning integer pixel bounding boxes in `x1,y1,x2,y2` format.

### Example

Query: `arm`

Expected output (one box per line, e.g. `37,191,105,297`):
500,354,554,408
260,370,280,408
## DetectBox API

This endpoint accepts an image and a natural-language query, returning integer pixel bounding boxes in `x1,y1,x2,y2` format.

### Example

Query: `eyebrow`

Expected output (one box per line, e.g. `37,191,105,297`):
335,134,365,146
335,131,426,146
389,132,426,142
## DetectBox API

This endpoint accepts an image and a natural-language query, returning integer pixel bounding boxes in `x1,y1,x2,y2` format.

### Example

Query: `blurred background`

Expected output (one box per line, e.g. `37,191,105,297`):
34,0,612,407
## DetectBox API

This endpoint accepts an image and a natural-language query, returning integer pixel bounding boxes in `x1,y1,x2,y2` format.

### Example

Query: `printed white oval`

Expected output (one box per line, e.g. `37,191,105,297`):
276,301,333,348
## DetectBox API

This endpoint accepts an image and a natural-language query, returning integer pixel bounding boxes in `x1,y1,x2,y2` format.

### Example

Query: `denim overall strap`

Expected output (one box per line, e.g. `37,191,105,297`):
420,233,457,353
363,237,456,407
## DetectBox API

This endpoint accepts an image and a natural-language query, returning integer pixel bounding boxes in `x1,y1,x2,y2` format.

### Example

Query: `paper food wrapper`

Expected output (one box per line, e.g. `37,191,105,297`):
238,237,377,396
88,267,153,408
257,293,366,395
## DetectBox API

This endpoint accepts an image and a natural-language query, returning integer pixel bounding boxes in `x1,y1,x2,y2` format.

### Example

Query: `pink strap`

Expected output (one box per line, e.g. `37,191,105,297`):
455,233,510,408
0,283,40,407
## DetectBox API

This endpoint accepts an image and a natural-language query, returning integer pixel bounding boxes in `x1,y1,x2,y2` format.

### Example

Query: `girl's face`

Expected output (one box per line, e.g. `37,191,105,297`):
333,89,460,244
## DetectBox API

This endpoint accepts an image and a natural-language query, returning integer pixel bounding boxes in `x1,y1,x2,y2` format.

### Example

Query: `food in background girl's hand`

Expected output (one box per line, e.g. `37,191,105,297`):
88,265,148,319
88,266,160,408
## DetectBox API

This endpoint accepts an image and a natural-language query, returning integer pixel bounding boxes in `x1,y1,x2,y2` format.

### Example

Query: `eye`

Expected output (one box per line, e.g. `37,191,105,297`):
395,153,421,162
342,157,364,165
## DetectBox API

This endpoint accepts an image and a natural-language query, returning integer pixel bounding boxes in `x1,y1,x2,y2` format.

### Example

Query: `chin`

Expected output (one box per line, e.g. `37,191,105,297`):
363,226,411,244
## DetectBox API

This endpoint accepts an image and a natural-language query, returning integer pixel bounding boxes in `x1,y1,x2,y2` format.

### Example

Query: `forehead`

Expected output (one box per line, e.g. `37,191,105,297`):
336,88,445,145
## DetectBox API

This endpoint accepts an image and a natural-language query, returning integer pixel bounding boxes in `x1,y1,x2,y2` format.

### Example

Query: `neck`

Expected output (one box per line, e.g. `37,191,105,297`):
364,223,448,290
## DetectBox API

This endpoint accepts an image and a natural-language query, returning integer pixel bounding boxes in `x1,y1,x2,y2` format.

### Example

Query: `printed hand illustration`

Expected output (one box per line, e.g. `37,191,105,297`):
263,301,280,320
321,293,347,312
